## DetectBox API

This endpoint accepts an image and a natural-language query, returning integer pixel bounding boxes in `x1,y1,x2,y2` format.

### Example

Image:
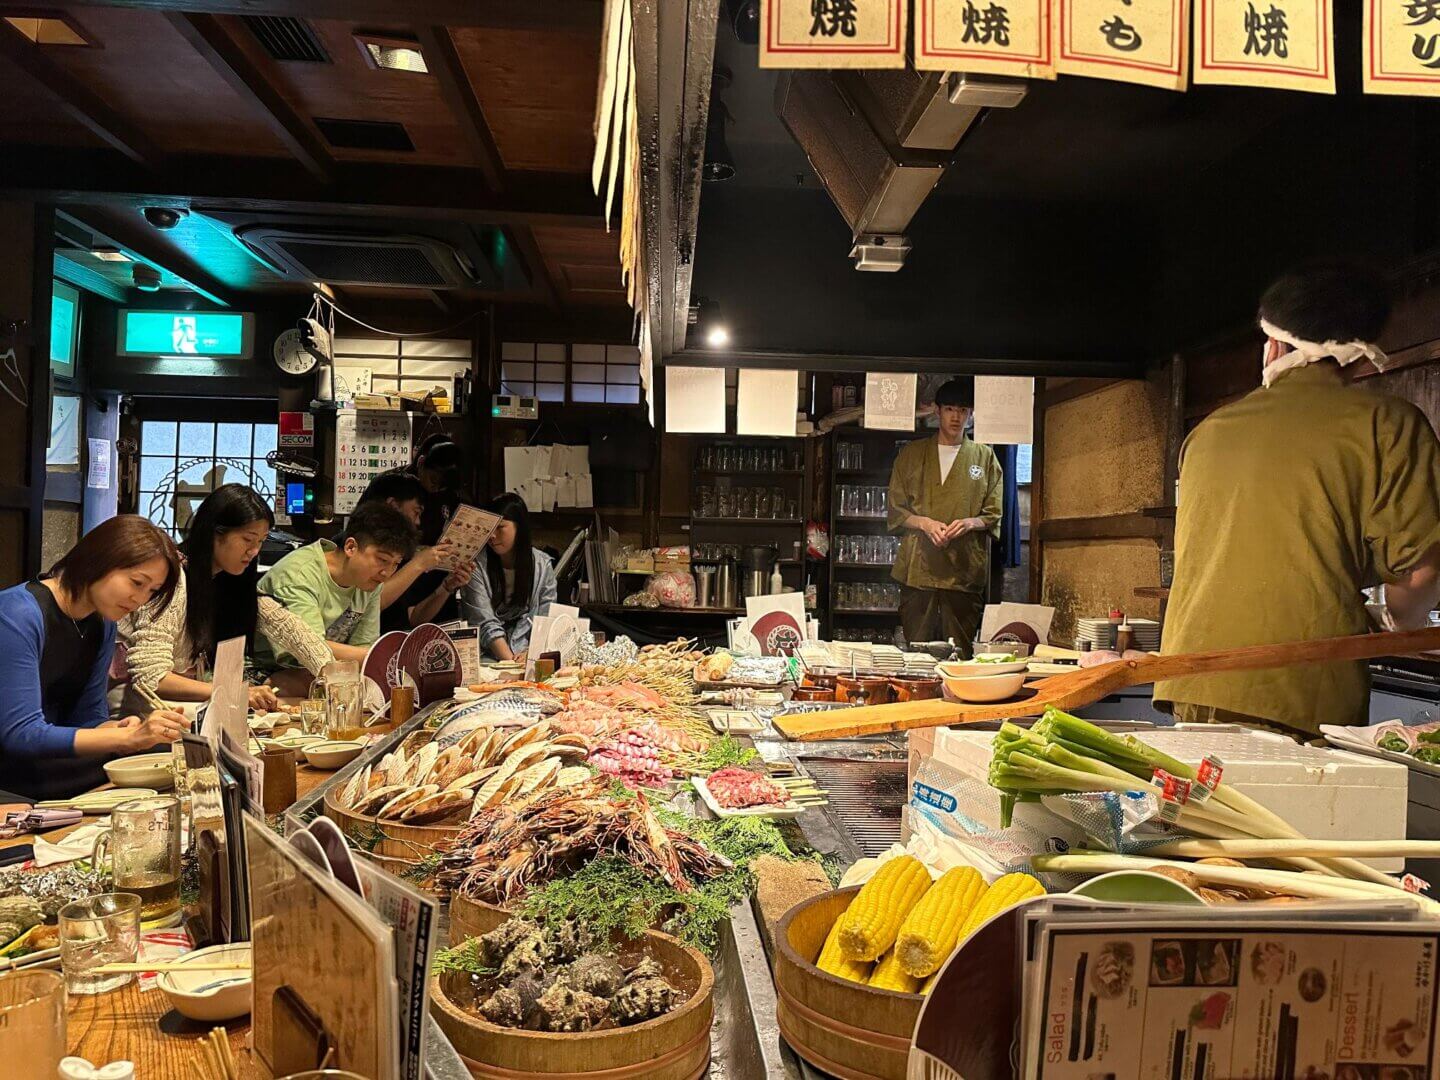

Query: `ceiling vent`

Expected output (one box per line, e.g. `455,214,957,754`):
314,118,414,152
234,227,474,289
242,16,328,63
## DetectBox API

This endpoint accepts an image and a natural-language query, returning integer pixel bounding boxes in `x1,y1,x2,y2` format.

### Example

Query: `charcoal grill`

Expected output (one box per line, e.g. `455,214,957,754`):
797,756,909,860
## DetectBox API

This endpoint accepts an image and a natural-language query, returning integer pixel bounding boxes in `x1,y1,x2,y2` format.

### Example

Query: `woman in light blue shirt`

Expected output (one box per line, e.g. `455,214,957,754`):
463,492,556,660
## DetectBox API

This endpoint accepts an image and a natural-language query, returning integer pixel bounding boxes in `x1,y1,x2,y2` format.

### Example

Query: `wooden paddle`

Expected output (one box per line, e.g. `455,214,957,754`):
772,625,1440,741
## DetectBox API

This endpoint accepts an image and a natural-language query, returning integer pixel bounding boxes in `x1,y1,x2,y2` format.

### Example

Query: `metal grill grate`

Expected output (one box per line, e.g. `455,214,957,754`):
798,757,908,858
242,16,329,63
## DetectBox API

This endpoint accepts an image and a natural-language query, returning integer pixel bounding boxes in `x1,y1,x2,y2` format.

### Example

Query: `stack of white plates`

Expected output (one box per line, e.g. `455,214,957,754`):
1127,618,1162,651
1075,618,1117,650
870,644,904,672
832,641,873,669
901,652,939,676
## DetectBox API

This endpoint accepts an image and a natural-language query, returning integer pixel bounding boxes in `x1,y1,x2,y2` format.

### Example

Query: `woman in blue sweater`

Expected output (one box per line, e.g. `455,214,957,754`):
0,514,187,801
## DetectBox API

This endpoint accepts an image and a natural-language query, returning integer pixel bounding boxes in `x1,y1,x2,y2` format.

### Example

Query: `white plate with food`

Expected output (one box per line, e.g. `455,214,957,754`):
937,657,1029,678
940,670,1029,702
693,770,804,820
103,753,175,790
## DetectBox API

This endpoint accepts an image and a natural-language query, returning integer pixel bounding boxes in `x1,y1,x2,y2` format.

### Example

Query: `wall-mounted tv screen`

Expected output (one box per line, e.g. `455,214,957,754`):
117,310,254,359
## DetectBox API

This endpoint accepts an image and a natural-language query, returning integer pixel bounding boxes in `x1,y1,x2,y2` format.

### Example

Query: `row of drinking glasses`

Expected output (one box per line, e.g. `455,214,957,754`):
698,445,802,471
838,485,887,518
836,582,901,610
698,485,799,520
836,534,900,564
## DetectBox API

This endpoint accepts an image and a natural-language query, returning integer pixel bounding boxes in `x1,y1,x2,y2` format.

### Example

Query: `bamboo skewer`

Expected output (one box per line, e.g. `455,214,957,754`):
94,961,251,974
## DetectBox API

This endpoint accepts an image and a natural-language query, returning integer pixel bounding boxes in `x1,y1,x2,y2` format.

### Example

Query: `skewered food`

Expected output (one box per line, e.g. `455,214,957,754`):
704,766,789,809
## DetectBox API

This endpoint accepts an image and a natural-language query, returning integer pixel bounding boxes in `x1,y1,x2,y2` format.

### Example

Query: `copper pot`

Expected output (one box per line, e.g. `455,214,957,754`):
888,675,942,701
802,669,841,690
790,686,836,703
835,674,893,706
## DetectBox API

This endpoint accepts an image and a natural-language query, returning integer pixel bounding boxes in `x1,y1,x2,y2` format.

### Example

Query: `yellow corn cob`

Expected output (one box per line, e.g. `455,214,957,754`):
838,855,931,962
815,916,874,984
955,872,1046,942
868,949,921,994
894,866,988,978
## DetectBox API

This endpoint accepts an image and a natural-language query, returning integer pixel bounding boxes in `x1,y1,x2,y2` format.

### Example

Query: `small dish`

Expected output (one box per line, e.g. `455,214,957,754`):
158,942,252,1022
937,659,1029,679
887,675,943,701
940,670,1028,702
303,740,366,770
266,732,326,750
102,754,174,791
835,674,893,706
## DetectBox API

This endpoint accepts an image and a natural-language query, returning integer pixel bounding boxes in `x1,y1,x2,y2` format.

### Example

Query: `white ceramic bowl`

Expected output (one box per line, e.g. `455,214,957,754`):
158,943,252,1022
266,732,326,751
103,753,175,791
303,740,366,770
940,670,1028,703
937,658,1030,679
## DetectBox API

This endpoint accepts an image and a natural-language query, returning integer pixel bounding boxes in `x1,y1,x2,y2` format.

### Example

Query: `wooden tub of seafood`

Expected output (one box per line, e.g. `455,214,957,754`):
430,904,714,1080
323,722,592,864
773,887,923,1080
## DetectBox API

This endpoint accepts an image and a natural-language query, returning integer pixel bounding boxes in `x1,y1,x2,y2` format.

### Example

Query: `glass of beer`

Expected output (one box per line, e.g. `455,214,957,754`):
315,660,364,741
90,796,182,927
0,969,65,1074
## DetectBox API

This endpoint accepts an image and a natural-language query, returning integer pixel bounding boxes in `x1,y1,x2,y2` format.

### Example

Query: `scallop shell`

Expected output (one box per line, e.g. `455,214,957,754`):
554,766,592,788
515,758,562,797
444,767,493,793
401,789,471,825
501,744,550,774
469,755,525,816
353,784,410,816
376,784,439,821
498,722,551,759
547,733,591,758
433,753,474,790
340,764,372,809
426,746,462,784
401,743,439,787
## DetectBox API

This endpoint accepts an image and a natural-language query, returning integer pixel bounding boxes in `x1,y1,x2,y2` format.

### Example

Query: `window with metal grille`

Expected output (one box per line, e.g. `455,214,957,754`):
139,420,278,536
332,337,472,403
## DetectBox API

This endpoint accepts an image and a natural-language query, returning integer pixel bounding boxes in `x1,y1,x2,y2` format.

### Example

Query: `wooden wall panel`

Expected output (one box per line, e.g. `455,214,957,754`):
1043,378,1166,521
0,510,23,587
1042,539,1162,644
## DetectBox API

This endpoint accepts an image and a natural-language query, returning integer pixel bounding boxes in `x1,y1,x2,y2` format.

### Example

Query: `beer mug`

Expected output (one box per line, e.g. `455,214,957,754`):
90,796,182,928
313,660,364,741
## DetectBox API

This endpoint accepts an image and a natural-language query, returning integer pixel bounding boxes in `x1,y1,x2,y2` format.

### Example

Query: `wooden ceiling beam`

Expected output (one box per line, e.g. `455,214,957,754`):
57,208,240,308
165,12,334,185
0,20,163,167
415,25,505,192
55,0,603,31
508,226,562,312
2,148,606,229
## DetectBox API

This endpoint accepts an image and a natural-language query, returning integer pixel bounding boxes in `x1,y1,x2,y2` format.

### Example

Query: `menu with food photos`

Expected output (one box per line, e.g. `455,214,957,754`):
1021,909,1439,1080
434,503,501,570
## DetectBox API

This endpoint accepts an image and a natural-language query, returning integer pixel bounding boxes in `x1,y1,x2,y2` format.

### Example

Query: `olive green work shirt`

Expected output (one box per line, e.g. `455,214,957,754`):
886,435,1003,593
1154,362,1440,735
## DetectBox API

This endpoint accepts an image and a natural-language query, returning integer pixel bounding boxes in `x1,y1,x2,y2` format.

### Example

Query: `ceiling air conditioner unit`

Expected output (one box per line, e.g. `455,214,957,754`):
234,226,475,289
776,69,1026,271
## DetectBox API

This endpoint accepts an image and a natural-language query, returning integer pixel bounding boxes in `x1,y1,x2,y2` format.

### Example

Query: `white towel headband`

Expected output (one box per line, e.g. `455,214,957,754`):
1259,317,1390,388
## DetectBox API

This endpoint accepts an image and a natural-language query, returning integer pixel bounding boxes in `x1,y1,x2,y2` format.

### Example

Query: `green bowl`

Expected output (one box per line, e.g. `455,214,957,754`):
1069,869,1205,905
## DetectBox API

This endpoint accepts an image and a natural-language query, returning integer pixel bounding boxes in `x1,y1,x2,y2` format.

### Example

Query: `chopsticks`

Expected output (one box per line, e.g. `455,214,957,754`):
199,1026,239,1080
0,946,60,972
93,961,251,974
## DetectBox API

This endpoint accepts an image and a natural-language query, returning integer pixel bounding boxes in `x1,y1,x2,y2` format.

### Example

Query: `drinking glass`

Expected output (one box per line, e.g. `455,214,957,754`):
698,445,715,471
738,487,756,518
300,698,327,737
315,660,364,740
859,487,876,517
697,486,715,517
754,487,770,519
717,488,734,518
771,488,786,519
60,893,141,995
91,796,182,927
0,969,65,1077
877,488,888,517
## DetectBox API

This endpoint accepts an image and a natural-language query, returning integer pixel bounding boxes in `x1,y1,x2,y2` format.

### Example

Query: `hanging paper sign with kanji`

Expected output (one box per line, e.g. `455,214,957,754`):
1194,0,1335,92
1056,0,1190,89
1364,0,1440,95
915,0,1057,77
759,0,908,68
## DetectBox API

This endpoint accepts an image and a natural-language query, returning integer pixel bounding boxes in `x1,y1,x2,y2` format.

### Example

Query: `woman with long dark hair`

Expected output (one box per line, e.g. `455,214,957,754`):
0,514,187,801
121,484,331,713
462,492,557,661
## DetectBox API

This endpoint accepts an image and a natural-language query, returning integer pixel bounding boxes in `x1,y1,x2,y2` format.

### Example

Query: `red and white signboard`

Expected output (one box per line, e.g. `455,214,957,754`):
759,0,908,68
278,410,314,448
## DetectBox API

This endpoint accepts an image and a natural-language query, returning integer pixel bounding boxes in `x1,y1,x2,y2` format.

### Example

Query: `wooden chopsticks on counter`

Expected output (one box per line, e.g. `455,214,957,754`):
199,1026,239,1080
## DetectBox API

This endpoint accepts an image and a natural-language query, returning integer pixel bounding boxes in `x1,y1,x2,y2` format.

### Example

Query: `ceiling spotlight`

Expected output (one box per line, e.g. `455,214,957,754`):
132,264,162,292
703,67,735,183
142,207,188,230
705,326,730,348
730,0,760,44
690,296,730,349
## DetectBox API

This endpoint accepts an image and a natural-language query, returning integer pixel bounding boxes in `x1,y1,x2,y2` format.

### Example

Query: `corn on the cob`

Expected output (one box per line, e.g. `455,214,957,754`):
815,916,874,984
894,866,988,978
868,949,921,994
838,855,931,962
955,872,1046,942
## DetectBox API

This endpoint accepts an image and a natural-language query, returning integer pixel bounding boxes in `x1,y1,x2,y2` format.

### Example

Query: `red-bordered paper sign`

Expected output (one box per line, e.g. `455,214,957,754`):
1193,0,1335,93
915,0,1057,76
759,0,908,68
1056,0,1190,89
1364,0,1440,95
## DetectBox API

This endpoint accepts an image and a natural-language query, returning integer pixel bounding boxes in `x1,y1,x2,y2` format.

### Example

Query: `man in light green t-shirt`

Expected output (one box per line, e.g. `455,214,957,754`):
255,501,417,675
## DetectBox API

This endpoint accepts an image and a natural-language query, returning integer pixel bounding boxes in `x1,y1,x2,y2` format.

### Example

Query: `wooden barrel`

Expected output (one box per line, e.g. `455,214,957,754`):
448,892,512,946
773,887,924,1080
322,785,463,862
430,902,714,1080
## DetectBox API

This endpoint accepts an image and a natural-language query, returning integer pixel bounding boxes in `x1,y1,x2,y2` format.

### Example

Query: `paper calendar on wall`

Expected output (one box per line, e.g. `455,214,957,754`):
334,409,413,514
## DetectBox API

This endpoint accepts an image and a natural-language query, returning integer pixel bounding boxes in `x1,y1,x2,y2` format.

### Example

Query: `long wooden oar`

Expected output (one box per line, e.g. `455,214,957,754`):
773,625,1440,741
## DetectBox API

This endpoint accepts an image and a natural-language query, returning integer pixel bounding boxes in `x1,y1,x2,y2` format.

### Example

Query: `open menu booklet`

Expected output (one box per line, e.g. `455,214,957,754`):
246,812,438,1080
1018,899,1439,1080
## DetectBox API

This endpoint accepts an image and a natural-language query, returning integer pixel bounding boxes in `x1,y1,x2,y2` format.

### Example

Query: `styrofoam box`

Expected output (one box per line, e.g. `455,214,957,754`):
925,724,1410,871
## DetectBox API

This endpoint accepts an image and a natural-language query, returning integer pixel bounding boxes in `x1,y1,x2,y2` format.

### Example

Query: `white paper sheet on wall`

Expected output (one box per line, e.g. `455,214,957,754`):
973,376,1035,445
864,372,918,431
665,366,726,433
736,369,799,436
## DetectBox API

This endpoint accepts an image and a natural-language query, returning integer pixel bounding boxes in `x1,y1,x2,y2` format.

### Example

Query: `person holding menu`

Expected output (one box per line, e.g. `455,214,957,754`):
886,377,1003,657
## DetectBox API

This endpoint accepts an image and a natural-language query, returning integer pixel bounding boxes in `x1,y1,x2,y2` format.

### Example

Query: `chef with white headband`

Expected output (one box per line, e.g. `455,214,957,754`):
1155,260,1440,741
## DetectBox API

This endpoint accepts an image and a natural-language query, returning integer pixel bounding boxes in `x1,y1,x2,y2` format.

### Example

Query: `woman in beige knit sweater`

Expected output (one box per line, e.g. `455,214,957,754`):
119,485,331,715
